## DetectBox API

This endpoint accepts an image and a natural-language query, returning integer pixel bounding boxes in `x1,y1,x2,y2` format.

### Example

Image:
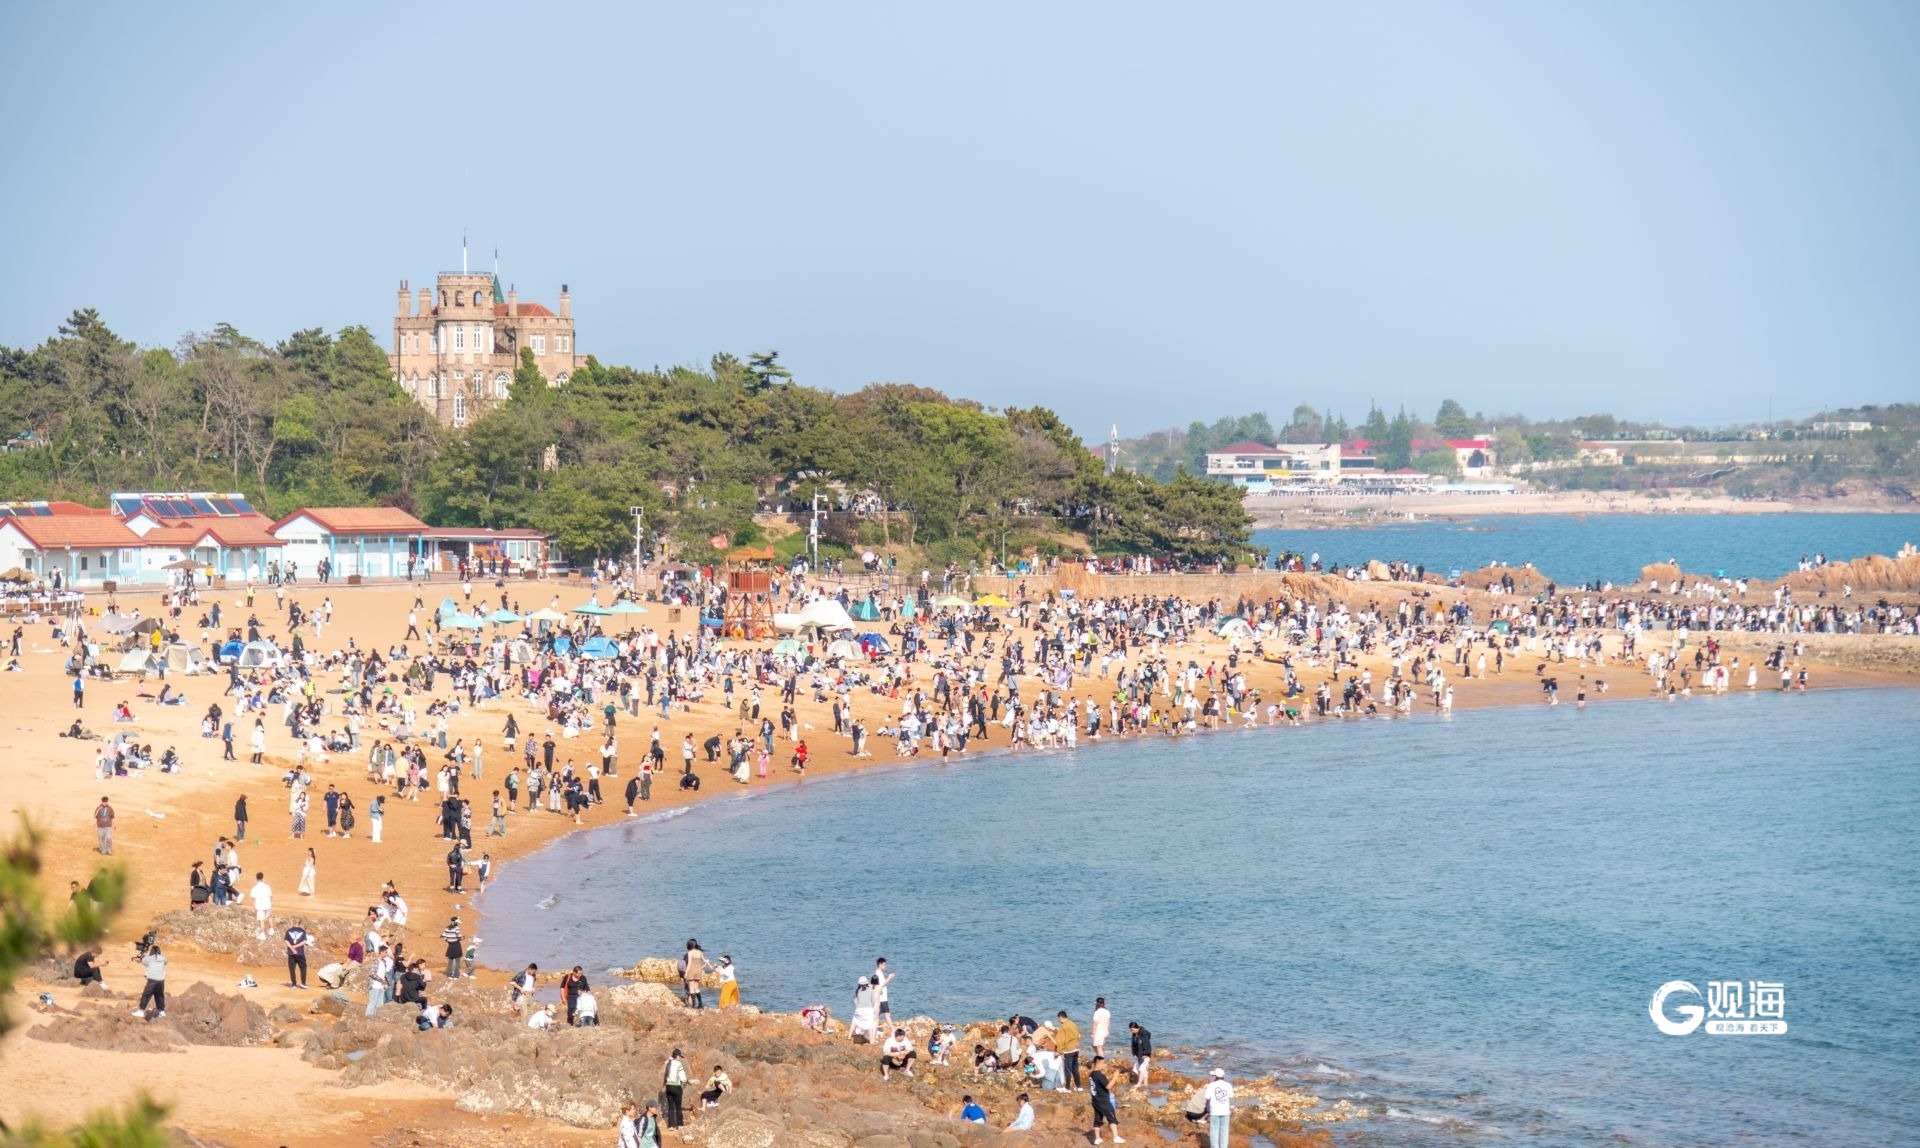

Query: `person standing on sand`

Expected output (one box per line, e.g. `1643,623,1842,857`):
93,796,114,855
297,847,316,896
249,872,273,939
131,942,166,1018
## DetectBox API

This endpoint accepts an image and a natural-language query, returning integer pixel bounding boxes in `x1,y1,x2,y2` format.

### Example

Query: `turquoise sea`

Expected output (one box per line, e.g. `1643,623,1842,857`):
481,688,1920,1146
1251,512,1920,585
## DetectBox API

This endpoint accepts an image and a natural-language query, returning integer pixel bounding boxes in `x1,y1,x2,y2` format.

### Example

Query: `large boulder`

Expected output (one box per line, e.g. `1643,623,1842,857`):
607,982,685,1012
700,1108,787,1148
612,957,683,983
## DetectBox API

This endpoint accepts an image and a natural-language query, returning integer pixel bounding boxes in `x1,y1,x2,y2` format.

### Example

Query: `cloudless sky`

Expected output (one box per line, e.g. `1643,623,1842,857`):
2,1,1915,437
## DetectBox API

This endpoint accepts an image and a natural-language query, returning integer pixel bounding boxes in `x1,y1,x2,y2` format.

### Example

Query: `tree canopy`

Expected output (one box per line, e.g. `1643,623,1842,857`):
0,311,1258,566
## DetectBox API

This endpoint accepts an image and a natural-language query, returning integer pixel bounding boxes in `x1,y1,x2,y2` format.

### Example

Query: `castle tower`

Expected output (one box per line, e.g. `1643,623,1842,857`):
389,256,581,428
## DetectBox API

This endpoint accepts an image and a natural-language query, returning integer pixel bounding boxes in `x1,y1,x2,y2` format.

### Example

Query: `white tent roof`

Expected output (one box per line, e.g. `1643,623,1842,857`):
794,599,855,632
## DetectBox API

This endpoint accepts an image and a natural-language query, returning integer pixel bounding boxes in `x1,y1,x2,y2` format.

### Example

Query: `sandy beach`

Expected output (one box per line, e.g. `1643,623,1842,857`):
1,568,1914,1145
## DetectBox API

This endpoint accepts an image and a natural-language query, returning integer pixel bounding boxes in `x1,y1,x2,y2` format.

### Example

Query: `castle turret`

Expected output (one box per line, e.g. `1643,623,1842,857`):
559,284,571,319
397,280,412,317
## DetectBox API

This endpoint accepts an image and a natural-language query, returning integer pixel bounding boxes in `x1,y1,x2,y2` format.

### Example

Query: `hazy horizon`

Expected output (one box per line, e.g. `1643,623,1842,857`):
2,2,1914,441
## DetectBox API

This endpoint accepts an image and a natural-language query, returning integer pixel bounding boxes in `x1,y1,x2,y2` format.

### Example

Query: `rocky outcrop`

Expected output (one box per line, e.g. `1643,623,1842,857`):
27,981,269,1052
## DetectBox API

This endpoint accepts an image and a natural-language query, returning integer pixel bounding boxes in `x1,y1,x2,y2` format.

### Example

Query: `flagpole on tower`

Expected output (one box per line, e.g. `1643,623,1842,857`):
462,232,468,274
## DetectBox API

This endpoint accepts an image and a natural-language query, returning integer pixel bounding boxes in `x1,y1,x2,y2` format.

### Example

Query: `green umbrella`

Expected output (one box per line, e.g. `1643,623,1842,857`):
443,613,486,630
572,602,613,616
610,600,648,615
486,608,522,624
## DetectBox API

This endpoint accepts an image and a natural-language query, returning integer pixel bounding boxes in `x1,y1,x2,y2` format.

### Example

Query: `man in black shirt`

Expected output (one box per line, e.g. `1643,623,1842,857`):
1089,1056,1123,1144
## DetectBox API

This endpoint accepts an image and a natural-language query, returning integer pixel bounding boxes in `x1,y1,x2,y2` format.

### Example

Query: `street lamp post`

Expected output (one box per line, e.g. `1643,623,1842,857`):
629,505,645,583
810,492,822,574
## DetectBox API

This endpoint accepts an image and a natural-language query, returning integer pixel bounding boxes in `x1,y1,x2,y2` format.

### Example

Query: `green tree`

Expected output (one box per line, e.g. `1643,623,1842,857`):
745,350,792,394
1434,398,1475,438
0,822,168,1144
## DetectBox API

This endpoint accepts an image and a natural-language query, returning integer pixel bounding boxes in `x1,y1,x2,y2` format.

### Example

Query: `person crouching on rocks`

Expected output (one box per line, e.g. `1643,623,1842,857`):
882,1027,918,1080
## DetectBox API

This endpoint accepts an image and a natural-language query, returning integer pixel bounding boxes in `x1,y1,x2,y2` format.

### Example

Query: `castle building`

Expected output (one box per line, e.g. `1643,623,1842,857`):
389,270,579,427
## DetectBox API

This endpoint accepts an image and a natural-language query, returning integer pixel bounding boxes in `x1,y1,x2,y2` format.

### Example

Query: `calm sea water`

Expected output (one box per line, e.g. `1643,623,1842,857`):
1252,512,1920,585
482,688,1920,1146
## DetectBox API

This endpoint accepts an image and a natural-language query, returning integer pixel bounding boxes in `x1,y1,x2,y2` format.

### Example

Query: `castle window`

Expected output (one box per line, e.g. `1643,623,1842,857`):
429,331,438,354
531,334,546,354
558,335,570,353
452,393,467,428
554,372,570,387
494,373,510,398
455,290,466,306
453,326,465,351
427,374,439,398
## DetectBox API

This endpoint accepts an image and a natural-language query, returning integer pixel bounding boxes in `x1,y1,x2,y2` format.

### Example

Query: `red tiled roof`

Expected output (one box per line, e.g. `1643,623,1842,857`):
273,507,427,535
0,516,141,549
1445,439,1493,449
494,302,556,318
199,514,285,548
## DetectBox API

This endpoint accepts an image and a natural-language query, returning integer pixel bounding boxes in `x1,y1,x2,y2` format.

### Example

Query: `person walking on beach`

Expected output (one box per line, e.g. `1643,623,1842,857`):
1204,1067,1234,1148
93,796,115,855
73,671,85,710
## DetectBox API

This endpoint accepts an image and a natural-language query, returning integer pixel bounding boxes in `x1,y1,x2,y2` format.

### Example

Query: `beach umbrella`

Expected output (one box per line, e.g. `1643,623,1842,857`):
933,594,970,608
572,602,613,616
486,608,523,624
0,567,31,583
443,613,485,630
528,607,566,623
163,557,200,570
772,638,804,657
609,599,648,615
973,593,1011,607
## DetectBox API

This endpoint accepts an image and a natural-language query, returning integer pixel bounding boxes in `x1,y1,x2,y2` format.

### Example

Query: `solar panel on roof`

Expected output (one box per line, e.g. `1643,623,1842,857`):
32,504,52,516
230,496,254,514
189,498,216,515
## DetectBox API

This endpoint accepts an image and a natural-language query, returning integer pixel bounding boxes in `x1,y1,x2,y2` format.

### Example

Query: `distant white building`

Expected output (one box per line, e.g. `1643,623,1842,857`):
1808,420,1874,437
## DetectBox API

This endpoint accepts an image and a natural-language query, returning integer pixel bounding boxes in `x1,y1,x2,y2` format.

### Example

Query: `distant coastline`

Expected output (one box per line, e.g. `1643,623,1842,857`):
1247,488,1918,528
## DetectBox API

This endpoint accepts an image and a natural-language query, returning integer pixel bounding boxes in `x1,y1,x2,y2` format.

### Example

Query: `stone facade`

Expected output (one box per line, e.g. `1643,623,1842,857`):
389,272,579,427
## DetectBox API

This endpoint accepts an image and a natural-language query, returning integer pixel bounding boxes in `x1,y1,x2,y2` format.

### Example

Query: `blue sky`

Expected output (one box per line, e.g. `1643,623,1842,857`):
2,2,1914,437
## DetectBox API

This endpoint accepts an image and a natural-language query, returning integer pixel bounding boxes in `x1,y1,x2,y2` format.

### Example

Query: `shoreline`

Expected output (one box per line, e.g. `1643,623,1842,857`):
3,572,1915,1144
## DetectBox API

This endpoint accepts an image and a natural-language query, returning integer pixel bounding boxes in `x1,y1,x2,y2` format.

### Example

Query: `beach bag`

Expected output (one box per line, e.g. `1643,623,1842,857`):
1184,1091,1208,1124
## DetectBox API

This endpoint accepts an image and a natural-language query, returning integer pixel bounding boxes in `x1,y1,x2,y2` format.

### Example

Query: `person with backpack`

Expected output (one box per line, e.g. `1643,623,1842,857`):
662,1049,690,1128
